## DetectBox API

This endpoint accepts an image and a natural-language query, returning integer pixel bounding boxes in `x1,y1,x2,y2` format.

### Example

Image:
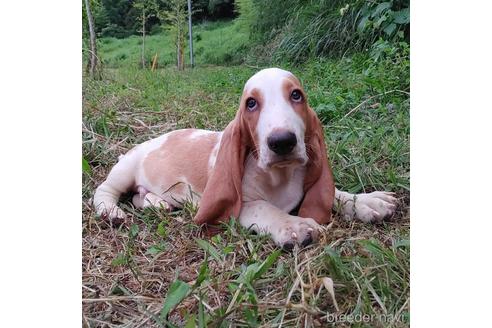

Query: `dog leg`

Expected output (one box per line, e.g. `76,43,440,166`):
334,188,398,223
132,188,172,211
93,152,139,221
239,200,321,250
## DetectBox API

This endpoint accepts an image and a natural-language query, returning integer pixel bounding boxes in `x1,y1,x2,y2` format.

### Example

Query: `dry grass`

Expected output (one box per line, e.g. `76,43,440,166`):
82,197,408,327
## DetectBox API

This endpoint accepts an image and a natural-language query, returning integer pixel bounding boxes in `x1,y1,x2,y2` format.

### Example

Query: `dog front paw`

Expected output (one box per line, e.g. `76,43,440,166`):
95,203,127,225
354,191,398,223
273,217,321,251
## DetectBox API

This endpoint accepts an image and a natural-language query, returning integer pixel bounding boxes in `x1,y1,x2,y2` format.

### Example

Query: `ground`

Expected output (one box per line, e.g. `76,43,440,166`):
82,51,410,327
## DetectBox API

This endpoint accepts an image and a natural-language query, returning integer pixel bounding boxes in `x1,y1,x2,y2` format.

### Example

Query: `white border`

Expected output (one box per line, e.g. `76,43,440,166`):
1,0,492,326
412,0,492,326
0,1,81,326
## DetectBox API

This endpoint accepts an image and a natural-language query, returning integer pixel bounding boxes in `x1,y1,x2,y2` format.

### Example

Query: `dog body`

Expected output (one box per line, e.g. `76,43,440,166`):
94,68,397,248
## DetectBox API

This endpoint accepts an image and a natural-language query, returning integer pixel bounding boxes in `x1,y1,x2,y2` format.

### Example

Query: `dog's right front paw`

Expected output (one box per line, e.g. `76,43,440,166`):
273,217,321,251
95,204,127,225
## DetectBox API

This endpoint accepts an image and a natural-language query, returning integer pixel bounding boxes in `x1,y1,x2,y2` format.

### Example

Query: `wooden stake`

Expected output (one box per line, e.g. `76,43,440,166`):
151,53,158,71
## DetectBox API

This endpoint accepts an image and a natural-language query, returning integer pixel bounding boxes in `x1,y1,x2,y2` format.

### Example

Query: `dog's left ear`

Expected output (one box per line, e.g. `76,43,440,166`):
193,110,247,226
298,107,335,224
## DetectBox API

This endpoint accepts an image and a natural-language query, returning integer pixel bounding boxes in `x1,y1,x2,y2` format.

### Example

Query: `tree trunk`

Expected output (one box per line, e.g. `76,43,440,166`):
84,0,99,78
176,19,184,71
176,24,181,71
187,0,194,68
141,10,146,69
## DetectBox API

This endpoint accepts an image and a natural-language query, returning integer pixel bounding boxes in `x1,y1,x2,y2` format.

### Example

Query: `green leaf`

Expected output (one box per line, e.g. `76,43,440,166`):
223,245,235,254
374,15,388,28
157,221,167,237
147,244,165,255
393,239,410,249
238,250,282,284
110,285,125,296
371,2,392,18
253,250,281,280
244,307,259,326
129,224,139,239
357,15,370,32
160,280,191,320
211,234,222,243
184,314,196,328
194,238,222,262
82,157,91,175
239,263,261,284
198,291,205,328
194,258,209,288
111,253,127,266
383,23,397,36
393,8,410,24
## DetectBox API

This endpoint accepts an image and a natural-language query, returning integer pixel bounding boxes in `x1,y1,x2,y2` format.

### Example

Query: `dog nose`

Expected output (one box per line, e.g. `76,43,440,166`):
267,131,297,155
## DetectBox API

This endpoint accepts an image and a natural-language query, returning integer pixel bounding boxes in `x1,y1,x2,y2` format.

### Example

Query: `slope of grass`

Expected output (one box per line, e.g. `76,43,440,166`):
82,56,409,327
98,20,249,68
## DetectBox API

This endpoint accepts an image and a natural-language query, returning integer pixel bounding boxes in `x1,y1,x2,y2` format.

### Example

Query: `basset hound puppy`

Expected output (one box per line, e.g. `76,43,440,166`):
93,68,397,249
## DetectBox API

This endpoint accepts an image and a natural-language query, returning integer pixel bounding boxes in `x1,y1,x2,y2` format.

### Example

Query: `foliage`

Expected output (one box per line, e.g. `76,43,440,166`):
159,0,189,70
98,20,248,68
133,0,160,68
98,0,139,37
207,0,235,17
88,0,410,66
233,0,256,32
133,0,160,32
357,0,410,39
160,280,191,320
240,0,410,64
90,0,236,38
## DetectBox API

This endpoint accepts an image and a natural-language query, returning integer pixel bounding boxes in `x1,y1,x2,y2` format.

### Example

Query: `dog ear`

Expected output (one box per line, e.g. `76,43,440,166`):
193,111,246,225
298,107,335,224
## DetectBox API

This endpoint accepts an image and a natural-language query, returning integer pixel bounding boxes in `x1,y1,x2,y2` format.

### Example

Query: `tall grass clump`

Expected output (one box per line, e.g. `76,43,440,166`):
243,0,409,64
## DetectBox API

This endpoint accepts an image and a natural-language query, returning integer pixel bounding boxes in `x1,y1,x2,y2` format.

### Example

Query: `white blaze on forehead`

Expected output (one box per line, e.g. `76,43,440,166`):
243,68,301,127
243,68,295,92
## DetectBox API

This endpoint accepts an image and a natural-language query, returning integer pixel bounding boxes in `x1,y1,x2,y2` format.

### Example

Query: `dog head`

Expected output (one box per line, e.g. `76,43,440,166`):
194,68,335,225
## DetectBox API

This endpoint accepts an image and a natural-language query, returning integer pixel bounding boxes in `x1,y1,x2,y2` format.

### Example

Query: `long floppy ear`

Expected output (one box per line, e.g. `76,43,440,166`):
193,111,246,225
298,107,335,224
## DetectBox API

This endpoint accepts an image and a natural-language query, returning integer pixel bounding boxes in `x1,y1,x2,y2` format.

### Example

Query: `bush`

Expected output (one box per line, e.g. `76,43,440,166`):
149,23,163,35
101,23,132,38
240,0,409,63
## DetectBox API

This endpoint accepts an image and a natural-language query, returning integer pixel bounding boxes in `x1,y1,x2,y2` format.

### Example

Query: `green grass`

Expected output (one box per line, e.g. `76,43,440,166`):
83,19,409,327
97,20,249,68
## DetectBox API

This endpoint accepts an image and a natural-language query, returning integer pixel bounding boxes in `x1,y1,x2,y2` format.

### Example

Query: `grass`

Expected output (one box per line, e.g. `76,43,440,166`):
83,18,409,328
97,20,249,68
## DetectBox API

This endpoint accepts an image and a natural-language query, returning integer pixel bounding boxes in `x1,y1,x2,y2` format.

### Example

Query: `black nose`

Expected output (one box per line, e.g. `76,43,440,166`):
267,131,297,155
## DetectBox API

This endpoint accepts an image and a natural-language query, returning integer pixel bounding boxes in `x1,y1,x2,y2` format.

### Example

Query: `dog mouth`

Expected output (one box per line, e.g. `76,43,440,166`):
267,157,305,168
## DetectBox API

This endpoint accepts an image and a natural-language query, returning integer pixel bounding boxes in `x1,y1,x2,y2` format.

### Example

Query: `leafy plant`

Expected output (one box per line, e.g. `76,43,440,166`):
239,0,409,64
82,157,91,175
159,0,189,70
357,1,409,40
160,280,191,320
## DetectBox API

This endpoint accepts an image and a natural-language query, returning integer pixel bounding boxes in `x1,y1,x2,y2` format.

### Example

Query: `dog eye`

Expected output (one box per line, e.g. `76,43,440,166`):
291,90,303,102
246,98,257,111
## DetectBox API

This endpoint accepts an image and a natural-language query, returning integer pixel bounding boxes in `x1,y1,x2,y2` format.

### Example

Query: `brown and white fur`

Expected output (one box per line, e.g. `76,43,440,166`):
93,68,397,249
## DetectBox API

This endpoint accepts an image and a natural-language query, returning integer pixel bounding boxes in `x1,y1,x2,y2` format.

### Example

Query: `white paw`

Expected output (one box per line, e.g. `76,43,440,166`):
353,191,397,223
95,203,127,221
273,217,321,251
